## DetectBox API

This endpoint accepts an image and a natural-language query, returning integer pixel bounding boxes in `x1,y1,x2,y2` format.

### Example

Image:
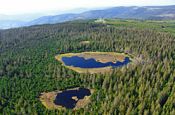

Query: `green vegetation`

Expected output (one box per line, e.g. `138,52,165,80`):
0,19,175,114
105,19,175,36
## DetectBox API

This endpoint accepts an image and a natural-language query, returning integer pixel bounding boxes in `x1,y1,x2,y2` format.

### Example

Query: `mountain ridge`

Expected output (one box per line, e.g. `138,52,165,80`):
1,5,175,29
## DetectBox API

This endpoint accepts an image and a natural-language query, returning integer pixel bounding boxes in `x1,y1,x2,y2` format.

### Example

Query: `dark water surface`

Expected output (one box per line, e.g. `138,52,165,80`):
54,88,91,109
62,56,131,68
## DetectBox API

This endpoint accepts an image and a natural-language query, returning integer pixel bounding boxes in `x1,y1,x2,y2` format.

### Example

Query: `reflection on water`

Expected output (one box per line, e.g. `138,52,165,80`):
54,88,91,109
62,56,131,68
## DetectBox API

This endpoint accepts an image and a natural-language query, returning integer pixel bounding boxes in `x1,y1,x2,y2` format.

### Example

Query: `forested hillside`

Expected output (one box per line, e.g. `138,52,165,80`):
0,20,175,114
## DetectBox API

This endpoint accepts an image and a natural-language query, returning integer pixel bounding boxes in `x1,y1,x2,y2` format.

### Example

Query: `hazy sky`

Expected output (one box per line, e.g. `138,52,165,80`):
0,0,175,15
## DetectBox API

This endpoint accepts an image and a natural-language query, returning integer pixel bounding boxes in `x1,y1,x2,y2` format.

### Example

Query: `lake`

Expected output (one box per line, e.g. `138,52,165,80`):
62,56,131,68
54,88,91,109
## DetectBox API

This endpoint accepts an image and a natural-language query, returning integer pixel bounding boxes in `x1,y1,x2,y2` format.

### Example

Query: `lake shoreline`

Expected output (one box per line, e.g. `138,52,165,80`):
39,87,94,110
55,52,133,74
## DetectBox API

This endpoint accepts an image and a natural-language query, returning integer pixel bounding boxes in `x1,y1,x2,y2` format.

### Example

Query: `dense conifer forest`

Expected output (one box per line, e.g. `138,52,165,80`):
0,20,175,114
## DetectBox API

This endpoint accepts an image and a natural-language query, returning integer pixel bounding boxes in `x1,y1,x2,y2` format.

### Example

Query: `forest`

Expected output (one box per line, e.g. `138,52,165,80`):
0,19,175,114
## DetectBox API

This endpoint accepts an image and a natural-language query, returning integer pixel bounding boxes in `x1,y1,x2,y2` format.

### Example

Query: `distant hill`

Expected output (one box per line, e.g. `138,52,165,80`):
28,14,78,25
1,5,175,29
0,20,25,29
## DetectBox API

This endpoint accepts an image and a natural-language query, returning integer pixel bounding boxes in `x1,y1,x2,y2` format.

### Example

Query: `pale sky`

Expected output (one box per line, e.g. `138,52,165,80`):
0,0,175,15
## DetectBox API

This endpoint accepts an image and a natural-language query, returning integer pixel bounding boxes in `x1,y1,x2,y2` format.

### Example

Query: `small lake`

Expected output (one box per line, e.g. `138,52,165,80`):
62,56,131,68
54,88,91,109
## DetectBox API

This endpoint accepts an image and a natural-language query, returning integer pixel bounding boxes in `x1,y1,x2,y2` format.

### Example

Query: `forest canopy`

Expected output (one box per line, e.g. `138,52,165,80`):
0,19,175,114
